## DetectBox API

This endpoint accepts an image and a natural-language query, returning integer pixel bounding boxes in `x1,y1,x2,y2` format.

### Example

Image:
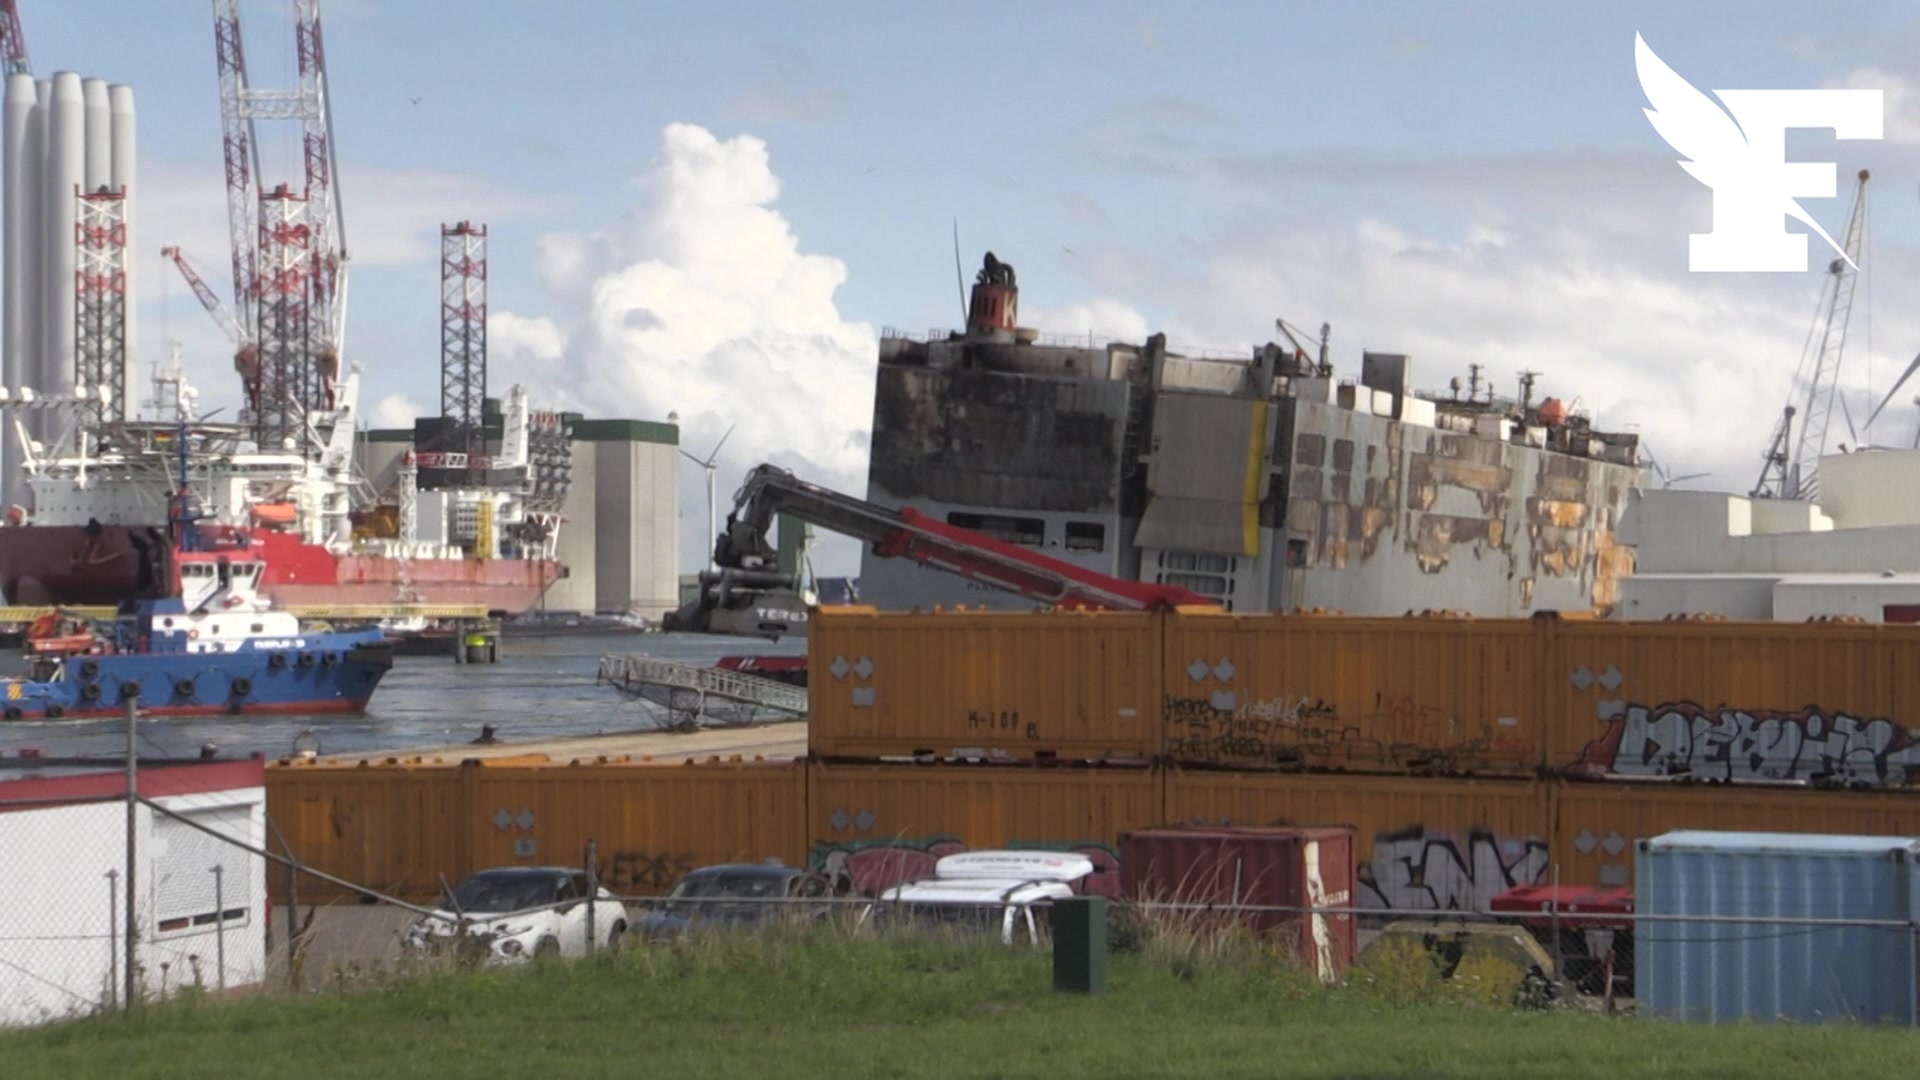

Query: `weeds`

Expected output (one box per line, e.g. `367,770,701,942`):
4,916,1917,1079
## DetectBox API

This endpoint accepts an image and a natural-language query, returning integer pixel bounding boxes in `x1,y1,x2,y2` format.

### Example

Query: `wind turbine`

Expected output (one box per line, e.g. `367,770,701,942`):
679,422,735,571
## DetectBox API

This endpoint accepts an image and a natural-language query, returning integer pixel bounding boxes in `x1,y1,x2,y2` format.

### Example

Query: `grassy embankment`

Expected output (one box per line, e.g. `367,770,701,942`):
4,925,1917,1079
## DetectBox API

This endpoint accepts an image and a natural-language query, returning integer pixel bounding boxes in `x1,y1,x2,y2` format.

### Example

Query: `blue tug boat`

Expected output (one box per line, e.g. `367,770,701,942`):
3,548,395,721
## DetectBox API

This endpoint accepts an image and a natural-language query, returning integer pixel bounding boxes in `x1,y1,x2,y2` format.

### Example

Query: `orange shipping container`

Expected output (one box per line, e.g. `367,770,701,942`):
1543,620,1920,789
1551,779,1920,891
807,762,1160,897
1163,769,1549,913
808,607,1161,762
1162,612,1540,776
266,765,466,902
469,762,805,894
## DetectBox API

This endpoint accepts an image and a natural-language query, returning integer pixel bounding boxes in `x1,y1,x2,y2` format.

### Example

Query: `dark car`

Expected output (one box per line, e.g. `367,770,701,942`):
639,863,835,940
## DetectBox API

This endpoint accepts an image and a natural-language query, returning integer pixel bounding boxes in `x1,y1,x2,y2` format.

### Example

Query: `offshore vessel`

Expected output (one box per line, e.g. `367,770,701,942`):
0,368,569,614
857,253,1642,616
2,545,393,720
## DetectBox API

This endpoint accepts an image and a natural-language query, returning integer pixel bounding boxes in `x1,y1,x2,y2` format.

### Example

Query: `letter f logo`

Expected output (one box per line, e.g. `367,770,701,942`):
1637,33,1882,272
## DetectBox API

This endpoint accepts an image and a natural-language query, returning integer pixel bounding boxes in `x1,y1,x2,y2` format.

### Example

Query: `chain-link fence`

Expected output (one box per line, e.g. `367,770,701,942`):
12,800,1920,1026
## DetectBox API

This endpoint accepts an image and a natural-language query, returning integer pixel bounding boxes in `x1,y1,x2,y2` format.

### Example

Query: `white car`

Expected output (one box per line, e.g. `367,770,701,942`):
862,851,1094,946
403,866,629,964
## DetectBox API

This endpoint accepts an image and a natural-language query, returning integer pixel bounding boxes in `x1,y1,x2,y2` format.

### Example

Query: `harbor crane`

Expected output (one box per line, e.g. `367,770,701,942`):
0,1,30,77
161,246,260,407
663,464,1214,639
1752,169,1869,500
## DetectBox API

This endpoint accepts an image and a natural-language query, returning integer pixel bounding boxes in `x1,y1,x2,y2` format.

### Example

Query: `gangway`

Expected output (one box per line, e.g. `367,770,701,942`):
597,654,808,730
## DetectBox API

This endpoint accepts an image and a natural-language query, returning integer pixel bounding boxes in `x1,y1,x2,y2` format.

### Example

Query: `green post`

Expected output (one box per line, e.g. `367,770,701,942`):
1051,896,1107,994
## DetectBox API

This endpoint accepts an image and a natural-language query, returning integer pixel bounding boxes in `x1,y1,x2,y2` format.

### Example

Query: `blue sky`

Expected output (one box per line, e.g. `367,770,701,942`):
32,1,1920,574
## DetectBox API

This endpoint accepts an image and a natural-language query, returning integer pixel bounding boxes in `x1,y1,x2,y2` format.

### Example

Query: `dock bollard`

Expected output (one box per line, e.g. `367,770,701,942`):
1051,895,1107,994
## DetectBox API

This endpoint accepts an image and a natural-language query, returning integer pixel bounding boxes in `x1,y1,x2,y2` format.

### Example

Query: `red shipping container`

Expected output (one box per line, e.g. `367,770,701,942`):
1118,825,1357,981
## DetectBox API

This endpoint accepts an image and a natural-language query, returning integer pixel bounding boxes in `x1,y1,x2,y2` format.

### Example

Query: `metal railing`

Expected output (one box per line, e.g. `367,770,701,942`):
596,655,809,718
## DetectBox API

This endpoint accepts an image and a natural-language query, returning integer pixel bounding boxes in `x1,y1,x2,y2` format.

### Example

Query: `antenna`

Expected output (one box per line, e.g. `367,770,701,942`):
952,219,967,325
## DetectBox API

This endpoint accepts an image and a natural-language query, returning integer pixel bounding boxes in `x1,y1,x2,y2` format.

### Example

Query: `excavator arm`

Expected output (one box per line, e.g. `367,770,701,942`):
662,464,1212,639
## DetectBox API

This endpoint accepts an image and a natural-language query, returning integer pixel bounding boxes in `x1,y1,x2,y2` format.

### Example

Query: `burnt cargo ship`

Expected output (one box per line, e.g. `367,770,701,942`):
861,254,1641,616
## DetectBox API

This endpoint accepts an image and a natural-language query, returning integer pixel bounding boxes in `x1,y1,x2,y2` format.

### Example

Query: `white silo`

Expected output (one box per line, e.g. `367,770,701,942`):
2,74,34,507
42,71,81,402
81,77,108,195
109,83,135,420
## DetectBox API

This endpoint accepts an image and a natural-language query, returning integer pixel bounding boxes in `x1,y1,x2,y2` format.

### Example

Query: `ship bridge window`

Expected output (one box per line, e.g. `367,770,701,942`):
947,511,1044,548
1065,521,1106,553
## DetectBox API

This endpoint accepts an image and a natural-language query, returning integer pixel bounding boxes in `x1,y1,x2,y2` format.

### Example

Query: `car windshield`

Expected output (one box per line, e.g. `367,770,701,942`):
448,873,559,914
670,874,783,900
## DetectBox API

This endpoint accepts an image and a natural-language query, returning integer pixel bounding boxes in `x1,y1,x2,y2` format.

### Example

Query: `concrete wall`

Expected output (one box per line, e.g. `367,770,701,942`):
588,433,677,616
0,785,266,1027
542,439,598,614
1616,574,1778,621
1772,576,1920,622
1816,449,1920,529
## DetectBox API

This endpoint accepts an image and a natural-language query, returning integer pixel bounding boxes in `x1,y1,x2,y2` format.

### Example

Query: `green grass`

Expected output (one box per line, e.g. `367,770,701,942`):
4,928,1918,1079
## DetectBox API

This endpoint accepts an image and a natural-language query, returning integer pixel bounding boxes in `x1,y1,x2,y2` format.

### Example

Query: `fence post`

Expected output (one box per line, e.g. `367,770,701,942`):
1548,863,1564,997
584,838,598,956
1052,897,1107,994
104,869,119,1011
211,865,227,993
123,691,139,1010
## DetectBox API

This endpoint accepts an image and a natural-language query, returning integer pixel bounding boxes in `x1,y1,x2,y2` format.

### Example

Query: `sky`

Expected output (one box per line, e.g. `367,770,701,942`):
28,1,1920,577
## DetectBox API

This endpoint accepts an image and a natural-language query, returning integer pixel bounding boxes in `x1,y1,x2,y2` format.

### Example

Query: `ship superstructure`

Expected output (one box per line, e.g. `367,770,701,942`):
861,254,1641,616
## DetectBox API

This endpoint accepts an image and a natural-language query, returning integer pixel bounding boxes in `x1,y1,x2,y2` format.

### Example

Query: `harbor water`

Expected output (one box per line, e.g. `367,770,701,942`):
0,632,805,763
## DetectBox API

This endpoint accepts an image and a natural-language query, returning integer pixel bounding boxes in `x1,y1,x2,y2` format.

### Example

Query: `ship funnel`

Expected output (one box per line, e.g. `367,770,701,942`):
966,251,1019,337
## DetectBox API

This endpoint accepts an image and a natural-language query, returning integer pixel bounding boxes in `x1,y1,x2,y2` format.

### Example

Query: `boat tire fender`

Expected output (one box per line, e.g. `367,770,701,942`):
80,682,101,702
45,705,63,719
320,651,338,666
268,653,288,670
230,676,252,697
118,680,141,701
2,706,19,721
80,659,100,679
175,678,196,699
297,652,316,668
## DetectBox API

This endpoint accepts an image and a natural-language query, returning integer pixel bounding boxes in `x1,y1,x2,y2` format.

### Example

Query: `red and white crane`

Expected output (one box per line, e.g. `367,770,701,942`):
0,1,29,78
160,245,259,403
207,0,348,450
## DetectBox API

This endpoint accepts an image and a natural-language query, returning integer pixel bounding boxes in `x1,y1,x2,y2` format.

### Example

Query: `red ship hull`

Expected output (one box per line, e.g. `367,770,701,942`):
0,524,560,614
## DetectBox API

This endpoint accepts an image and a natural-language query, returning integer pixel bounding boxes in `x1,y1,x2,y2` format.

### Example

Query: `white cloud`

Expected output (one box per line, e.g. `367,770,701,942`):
370,393,423,429
1832,68,1920,144
494,122,877,575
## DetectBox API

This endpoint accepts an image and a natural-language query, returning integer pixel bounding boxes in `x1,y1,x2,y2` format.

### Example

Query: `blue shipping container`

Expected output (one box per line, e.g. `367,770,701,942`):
1635,830,1920,1025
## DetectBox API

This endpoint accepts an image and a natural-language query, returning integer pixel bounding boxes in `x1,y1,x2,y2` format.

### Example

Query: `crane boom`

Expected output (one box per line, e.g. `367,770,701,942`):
662,464,1214,639
161,246,246,347
0,1,30,77
1781,168,1869,501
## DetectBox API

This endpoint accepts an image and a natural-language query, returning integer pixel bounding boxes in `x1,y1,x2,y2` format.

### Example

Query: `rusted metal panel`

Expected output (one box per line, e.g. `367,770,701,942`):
806,762,1160,898
1163,769,1548,913
1553,780,1920,891
1162,612,1540,776
1119,825,1358,979
867,365,1131,511
1278,401,1637,617
469,763,806,895
809,607,1161,762
265,767,466,902
1545,620,1920,790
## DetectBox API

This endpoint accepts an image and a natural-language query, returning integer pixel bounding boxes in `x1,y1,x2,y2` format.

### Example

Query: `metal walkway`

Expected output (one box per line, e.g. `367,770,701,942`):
597,654,808,729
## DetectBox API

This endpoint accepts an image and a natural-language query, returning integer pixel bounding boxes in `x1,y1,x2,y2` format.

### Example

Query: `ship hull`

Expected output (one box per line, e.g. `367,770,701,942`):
0,524,561,614
1,637,394,720
0,524,170,606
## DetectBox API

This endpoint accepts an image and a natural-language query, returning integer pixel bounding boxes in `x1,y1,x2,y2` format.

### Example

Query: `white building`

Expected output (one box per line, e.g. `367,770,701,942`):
1621,447,1920,622
0,760,268,1027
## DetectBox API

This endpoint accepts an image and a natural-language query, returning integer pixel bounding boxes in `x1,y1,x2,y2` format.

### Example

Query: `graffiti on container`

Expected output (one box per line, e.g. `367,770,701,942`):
967,710,1039,740
809,837,1122,898
1572,700,1920,788
1161,692,1529,774
1357,827,1548,912
598,850,696,893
